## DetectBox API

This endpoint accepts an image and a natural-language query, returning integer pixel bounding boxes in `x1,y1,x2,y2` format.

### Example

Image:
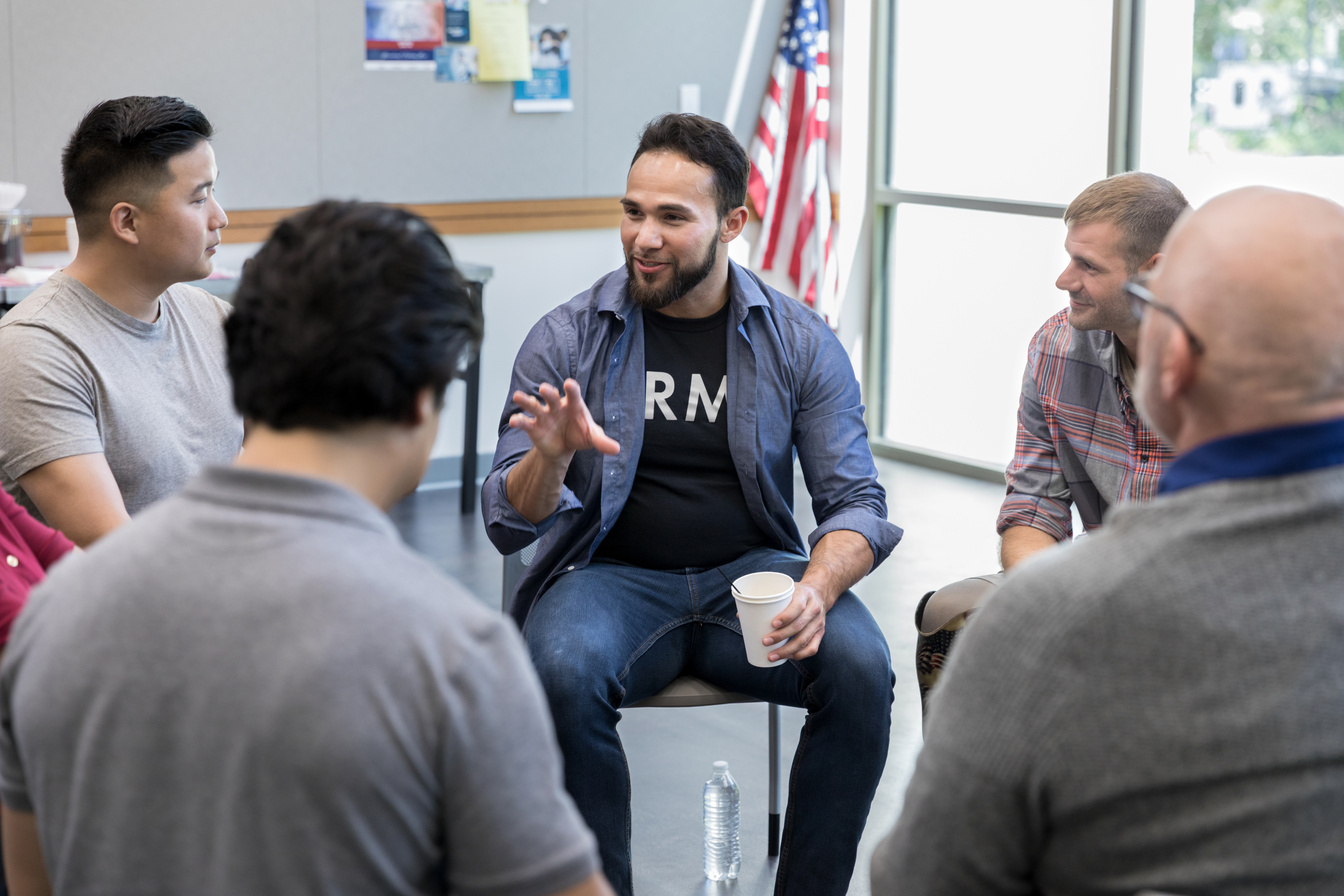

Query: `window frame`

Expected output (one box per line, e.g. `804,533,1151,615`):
866,0,1143,481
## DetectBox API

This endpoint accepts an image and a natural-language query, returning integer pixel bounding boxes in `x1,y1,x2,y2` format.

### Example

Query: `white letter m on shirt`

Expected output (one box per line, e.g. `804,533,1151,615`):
685,374,727,423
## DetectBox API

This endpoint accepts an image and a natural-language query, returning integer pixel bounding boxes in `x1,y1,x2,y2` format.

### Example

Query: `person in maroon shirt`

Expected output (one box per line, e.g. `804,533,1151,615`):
0,489,74,649
0,490,72,895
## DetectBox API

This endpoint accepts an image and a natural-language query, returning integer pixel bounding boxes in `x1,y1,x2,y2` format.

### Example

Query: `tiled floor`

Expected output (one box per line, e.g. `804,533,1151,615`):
389,458,1006,896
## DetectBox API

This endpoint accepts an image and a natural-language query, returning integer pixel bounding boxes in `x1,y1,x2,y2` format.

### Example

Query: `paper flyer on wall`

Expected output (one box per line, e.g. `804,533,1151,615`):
436,45,479,82
471,0,532,82
513,25,573,113
444,0,471,42
365,0,445,70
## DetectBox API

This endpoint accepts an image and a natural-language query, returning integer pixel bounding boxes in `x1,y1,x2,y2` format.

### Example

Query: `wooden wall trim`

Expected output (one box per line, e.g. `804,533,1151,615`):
23,193,842,253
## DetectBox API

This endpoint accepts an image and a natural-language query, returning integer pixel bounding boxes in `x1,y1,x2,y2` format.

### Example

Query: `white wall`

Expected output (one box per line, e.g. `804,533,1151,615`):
436,228,624,462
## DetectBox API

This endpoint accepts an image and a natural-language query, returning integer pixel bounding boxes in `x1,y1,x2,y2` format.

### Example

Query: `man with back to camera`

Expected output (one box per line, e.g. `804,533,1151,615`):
998,172,1189,569
482,113,901,896
0,200,613,896
0,95,242,547
916,174,1190,708
874,186,1344,893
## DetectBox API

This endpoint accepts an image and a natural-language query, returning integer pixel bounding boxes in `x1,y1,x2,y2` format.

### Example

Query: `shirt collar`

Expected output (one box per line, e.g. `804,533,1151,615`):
1157,416,1344,494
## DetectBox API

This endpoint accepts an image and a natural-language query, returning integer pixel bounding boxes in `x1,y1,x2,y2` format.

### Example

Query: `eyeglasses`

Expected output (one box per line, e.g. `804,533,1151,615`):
1123,280,1205,356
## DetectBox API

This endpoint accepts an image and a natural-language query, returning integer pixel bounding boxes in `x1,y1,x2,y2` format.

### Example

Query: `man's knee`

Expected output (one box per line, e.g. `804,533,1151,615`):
814,600,895,713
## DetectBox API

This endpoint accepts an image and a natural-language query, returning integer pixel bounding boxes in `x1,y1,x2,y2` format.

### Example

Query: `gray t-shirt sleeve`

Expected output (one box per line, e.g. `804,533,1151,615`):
0,325,104,482
442,618,599,896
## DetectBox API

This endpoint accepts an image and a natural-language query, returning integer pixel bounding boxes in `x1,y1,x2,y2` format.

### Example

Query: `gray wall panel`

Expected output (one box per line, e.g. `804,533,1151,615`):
0,0,16,184
9,0,321,216
585,0,763,197
7,1,782,213
317,0,588,203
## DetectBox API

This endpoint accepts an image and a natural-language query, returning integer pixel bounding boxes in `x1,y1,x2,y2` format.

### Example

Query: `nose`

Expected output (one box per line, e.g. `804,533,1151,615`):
635,218,662,252
210,196,228,232
1055,261,1078,293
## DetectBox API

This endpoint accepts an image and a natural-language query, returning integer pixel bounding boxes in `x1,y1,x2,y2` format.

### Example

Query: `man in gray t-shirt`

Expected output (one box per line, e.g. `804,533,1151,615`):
0,96,242,547
0,201,610,896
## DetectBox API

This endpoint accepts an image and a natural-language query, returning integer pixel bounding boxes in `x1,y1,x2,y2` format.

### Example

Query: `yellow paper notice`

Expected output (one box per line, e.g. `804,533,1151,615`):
472,1,532,82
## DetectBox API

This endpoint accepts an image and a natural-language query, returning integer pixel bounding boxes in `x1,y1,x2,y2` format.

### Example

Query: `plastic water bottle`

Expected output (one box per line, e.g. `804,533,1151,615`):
703,760,741,880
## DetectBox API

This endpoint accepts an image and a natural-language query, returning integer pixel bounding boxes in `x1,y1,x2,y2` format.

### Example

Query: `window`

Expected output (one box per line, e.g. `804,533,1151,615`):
872,0,1115,474
871,0,1344,475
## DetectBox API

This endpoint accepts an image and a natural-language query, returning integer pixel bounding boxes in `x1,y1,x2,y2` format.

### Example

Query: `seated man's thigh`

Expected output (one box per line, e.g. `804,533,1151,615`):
522,561,693,707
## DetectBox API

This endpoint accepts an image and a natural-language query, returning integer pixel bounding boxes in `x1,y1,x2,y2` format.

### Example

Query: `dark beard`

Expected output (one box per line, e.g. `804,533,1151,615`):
626,236,718,311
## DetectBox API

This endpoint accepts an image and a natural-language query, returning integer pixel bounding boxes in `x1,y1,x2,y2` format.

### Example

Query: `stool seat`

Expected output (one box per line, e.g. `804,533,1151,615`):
629,675,759,708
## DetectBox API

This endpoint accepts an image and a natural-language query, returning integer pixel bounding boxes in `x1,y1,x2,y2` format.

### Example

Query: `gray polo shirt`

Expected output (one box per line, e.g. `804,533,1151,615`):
0,466,599,896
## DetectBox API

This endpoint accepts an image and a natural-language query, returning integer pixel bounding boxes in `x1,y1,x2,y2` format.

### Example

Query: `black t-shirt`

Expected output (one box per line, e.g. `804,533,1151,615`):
594,304,773,570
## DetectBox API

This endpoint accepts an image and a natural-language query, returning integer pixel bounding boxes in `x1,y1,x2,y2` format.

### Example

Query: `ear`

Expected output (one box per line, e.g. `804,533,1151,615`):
407,385,440,429
108,202,141,247
1137,252,1162,275
1158,322,1198,405
720,205,749,243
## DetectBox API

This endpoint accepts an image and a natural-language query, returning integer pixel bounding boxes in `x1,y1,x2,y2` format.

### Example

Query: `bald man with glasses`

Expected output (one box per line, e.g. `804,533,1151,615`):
878,185,1344,896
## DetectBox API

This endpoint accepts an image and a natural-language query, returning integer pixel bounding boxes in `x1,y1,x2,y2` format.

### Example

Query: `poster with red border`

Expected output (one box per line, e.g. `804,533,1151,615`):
366,1,445,71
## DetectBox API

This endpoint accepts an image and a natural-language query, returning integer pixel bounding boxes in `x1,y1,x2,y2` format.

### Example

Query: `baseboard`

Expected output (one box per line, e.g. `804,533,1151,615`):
869,440,1006,485
418,452,495,491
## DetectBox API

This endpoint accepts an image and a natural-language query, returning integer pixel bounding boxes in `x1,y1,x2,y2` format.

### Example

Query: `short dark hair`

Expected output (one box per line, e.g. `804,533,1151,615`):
1065,172,1190,273
226,201,483,431
62,96,214,231
632,113,749,220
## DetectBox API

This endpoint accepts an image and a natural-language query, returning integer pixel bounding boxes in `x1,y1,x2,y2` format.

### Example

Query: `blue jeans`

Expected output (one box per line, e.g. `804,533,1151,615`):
522,547,894,896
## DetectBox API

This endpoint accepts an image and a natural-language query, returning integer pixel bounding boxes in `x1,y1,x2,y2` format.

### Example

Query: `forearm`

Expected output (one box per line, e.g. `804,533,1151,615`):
504,447,575,525
19,455,130,549
999,525,1059,571
800,529,874,610
2,806,51,896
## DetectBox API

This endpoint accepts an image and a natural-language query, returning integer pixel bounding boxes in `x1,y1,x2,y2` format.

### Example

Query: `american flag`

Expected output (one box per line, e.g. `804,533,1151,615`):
748,0,837,325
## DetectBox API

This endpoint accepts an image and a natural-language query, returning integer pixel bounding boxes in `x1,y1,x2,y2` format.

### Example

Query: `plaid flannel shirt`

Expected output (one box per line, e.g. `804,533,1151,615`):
997,310,1173,541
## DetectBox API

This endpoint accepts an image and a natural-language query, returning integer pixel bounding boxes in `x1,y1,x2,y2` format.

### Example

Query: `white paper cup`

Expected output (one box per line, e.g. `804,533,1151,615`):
731,571,795,667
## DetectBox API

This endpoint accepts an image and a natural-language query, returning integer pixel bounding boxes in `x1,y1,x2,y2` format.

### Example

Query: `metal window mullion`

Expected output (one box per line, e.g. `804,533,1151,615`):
1109,0,1144,174
874,189,1066,219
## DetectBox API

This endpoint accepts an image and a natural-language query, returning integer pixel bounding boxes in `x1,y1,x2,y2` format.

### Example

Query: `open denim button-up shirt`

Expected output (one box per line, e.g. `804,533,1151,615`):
483,260,902,626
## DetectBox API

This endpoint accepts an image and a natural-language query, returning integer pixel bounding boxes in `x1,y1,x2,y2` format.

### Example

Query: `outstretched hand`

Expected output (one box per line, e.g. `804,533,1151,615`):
510,379,620,460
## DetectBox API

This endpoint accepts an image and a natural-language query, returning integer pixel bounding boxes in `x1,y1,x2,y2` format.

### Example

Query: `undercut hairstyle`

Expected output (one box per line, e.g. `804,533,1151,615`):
632,113,749,220
226,201,483,431
62,96,214,233
1064,172,1190,274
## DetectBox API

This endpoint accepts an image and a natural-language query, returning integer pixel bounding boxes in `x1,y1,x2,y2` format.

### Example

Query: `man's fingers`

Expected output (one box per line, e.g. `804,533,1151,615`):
769,614,824,661
590,426,621,455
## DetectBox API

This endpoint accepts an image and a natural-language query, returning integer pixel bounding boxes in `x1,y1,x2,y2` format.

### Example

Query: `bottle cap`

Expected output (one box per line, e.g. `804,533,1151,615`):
713,760,728,772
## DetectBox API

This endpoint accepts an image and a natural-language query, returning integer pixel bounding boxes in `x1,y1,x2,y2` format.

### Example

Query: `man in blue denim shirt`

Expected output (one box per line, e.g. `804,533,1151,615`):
483,114,901,896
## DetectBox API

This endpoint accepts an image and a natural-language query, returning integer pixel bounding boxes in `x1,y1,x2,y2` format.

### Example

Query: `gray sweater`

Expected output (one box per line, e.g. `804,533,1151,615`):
873,464,1344,895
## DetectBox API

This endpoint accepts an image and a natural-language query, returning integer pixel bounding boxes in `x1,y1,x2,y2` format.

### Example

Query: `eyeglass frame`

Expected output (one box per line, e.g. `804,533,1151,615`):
1123,280,1205,356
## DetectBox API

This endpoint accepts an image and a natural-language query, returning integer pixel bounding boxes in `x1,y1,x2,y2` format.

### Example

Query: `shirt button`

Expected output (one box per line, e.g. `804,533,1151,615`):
1140,455,1149,463
566,565,575,571
5,555,17,568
